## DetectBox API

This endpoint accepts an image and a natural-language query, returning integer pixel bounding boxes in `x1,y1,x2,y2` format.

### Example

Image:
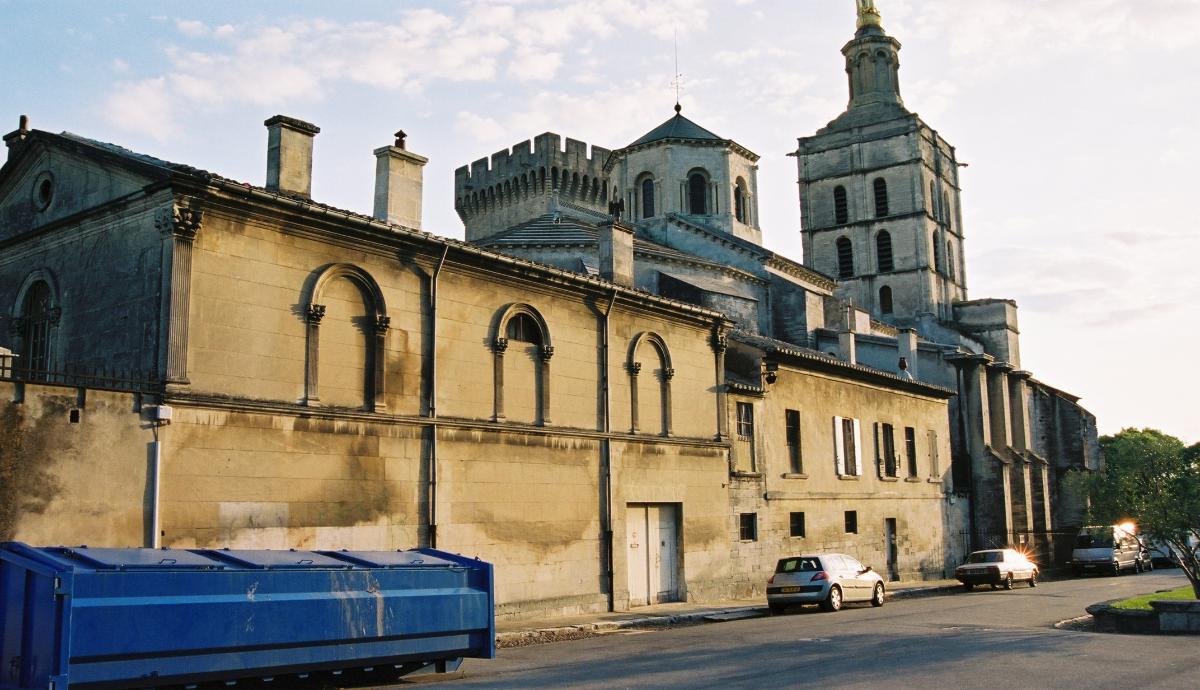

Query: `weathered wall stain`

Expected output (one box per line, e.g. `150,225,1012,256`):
0,399,65,540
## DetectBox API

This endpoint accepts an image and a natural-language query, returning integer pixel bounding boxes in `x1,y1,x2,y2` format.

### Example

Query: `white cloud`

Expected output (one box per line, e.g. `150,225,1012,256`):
102,78,176,141
111,58,129,74
175,19,209,38
507,46,564,82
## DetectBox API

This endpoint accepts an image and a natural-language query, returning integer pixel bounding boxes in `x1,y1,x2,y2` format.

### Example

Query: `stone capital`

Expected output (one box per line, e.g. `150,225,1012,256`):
540,345,555,362
156,203,203,240
305,303,326,325
629,362,643,376
374,315,391,334
494,337,509,354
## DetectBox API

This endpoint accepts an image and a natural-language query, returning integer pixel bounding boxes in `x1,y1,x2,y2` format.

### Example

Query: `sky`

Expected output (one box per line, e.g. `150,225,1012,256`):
1,0,1197,443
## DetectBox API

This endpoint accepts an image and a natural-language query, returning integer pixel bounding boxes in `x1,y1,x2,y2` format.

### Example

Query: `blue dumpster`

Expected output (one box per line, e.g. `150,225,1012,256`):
0,543,494,689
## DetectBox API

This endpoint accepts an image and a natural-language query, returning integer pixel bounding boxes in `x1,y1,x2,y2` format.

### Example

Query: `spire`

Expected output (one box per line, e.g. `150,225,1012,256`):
856,0,883,31
843,0,904,111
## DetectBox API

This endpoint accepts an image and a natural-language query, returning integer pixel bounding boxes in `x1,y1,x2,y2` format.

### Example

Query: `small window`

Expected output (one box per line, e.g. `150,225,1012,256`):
928,429,940,477
736,401,754,439
930,181,938,216
834,185,848,225
688,172,708,215
836,237,854,279
734,178,748,224
879,286,893,315
933,236,944,273
790,512,806,538
876,230,894,273
844,510,858,534
641,176,655,219
943,192,951,225
505,313,542,343
882,423,897,477
785,409,802,474
873,178,889,217
905,427,918,478
946,241,956,280
739,513,758,541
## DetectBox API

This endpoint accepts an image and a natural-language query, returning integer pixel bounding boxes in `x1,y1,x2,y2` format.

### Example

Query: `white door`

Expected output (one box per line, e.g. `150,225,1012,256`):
627,504,680,607
626,505,650,607
651,505,678,602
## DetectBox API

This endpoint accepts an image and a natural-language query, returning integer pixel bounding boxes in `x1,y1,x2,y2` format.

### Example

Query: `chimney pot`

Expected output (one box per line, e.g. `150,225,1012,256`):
264,115,320,198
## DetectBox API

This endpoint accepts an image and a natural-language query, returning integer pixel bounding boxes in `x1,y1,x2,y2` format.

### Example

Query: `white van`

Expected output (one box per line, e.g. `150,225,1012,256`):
1071,525,1142,576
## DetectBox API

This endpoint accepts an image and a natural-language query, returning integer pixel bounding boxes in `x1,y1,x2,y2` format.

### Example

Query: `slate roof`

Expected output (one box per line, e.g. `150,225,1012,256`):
628,112,725,148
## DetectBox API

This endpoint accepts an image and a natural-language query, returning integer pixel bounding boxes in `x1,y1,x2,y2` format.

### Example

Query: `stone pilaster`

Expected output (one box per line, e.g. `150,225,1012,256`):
155,202,203,391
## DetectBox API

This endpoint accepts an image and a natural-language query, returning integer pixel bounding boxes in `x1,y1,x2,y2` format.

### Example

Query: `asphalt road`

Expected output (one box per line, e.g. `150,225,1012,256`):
450,570,1199,689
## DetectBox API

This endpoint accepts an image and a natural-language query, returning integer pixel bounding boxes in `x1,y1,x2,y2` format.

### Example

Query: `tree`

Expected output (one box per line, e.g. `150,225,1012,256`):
1071,429,1200,598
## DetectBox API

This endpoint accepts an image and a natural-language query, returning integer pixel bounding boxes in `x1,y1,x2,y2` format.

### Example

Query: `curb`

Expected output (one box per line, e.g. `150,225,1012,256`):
496,583,963,646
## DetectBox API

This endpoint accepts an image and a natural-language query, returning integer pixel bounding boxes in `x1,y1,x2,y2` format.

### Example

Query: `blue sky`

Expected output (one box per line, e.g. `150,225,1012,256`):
2,0,1197,442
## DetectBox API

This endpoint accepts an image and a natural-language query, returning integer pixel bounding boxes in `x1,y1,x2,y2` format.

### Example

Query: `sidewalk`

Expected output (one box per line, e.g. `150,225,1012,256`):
496,578,963,647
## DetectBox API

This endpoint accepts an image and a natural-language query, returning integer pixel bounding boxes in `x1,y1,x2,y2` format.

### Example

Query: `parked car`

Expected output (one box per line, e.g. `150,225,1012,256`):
1071,525,1141,576
766,553,885,614
1144,534,1200,568
955,549,1039,590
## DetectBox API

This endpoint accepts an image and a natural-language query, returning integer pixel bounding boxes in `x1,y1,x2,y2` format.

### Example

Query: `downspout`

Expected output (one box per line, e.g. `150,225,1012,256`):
150,427,162,548
428,246,449,549
600,290,617,611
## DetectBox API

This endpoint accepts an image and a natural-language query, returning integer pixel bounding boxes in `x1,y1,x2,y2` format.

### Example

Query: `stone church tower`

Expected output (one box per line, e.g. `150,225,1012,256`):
795,3,966,327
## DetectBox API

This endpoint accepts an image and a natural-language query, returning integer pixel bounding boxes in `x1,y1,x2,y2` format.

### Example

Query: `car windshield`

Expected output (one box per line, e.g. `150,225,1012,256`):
776,557,822,573
966,551,1003,564
1075,532,1114,549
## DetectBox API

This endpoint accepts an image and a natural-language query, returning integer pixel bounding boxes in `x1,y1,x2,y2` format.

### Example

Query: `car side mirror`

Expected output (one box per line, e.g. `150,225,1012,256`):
860,566,872,574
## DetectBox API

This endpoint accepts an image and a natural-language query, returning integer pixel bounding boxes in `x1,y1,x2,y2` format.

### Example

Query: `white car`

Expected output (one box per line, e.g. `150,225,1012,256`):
955,549,1039,591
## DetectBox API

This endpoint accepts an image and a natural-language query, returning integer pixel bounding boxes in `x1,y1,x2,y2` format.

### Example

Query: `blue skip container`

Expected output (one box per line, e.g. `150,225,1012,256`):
0,543,494,689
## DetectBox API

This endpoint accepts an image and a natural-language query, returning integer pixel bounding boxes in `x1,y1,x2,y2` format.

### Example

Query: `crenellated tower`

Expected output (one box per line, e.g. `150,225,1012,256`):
454,134,611,242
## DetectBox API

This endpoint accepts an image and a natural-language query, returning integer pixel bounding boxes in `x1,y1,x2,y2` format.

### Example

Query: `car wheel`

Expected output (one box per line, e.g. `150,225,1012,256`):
962,583,974,592
820,585,843,612
769,603,785,616
871,583,885,607
1029,570,1038,587
1003,573,1014,590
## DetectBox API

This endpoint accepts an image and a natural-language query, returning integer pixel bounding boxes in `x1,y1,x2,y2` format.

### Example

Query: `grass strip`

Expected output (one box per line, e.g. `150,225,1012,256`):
1111,586,1195,610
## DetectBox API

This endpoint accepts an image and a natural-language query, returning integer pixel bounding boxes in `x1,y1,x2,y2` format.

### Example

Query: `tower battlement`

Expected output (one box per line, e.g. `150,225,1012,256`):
455,132,612,242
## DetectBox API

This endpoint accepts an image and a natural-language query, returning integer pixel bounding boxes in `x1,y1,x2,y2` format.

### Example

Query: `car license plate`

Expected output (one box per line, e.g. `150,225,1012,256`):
780,586,803,593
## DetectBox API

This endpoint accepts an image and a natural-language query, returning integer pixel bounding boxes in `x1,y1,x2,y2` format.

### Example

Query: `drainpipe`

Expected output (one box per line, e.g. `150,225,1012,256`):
428,246,449,549
600,290,617,610
150,432,162,549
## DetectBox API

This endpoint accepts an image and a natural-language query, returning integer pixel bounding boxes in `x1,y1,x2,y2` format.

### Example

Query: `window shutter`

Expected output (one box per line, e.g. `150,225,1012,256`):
873,422,882,477
851,419,863,476
833,416,845,475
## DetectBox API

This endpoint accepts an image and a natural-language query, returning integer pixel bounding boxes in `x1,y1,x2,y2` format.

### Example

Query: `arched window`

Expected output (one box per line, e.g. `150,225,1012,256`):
834,185,849,225
933,235,944,273
879,286,894,315
946,241,956,280
629,332,674,436
640,176,656,219
688,172,708,215
734,178,748,224
303,264,389,412
943,192,951,225
836,237,855,278
19,280,55,378
493,304,553,426
876,230,894,273
930,181,938,216
873,177,889,217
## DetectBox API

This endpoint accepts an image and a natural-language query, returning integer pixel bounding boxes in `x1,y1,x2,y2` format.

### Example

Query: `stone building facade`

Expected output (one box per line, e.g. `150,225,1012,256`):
0,2,1095,620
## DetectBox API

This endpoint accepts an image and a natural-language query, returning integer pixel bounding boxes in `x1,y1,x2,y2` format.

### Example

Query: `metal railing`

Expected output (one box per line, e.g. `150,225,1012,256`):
0,357,157,393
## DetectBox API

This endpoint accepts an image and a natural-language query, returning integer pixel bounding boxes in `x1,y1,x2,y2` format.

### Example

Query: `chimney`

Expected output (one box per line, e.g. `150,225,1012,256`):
4,114,30,163
264,115,320,198
373,130,427,229
839,303,857,365
598,220,634,287
897,328,919,378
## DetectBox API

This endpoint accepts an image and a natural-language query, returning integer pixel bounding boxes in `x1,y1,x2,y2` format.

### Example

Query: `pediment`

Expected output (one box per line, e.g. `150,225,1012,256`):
0,137,163,242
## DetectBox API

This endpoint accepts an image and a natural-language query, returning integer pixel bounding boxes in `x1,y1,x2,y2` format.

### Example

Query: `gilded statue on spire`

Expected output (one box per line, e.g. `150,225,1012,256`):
856,0,882,29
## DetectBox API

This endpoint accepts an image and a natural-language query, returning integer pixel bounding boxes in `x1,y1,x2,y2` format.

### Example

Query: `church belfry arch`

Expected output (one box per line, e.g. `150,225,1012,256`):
302,263,389,412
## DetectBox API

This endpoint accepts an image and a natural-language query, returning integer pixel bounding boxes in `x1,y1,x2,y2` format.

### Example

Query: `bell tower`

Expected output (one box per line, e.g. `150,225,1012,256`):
795,1,968,328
